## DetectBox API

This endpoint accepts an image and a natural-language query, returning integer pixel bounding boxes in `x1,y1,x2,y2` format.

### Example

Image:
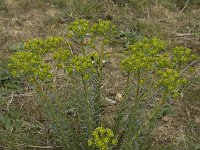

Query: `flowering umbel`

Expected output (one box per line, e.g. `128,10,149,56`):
8,51,52,81
88,126,117,150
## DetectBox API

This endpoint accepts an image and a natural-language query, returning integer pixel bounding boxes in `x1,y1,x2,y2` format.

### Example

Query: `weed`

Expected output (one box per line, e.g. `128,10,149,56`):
4,19,198,149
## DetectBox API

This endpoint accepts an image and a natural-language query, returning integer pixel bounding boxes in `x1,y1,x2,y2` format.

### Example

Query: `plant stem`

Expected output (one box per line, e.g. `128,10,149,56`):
97,43,104,100
136,69,141,101
125,73,131,99
81,39,86,55
125,69,141,148
132,90,169,142
32,77,71,149
81,75,94,133
113,73,131,150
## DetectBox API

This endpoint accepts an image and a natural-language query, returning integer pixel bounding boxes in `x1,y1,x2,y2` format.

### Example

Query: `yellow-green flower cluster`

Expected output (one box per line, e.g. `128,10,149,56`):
90,20,116,37
172,46,197,67
53,48,71,68
127,38,165,56
120,37,195,97
154,53,171,69
67,19,90,38
121,38,164,73
67,53,97,80
88,126,117,150
8,51,52,81
121,52,152,73
156,69,187,92
24,36,64,54
67,19,116,47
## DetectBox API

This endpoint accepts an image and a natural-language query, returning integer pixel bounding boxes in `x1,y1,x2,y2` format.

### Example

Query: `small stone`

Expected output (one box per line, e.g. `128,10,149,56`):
195,116,200,124
162,116,172,123
115,93,123,103
105,97,117,105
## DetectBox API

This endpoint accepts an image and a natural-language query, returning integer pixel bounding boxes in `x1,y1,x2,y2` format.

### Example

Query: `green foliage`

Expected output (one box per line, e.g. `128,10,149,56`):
0,66,24,96
9,42,24,52
116,31,144,48
0,106,42,149
156,104,177,119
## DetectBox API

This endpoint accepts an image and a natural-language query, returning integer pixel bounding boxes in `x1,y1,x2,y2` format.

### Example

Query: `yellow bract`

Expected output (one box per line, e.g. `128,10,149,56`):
24,36,64,54
88,126,117,150
8,51,52,81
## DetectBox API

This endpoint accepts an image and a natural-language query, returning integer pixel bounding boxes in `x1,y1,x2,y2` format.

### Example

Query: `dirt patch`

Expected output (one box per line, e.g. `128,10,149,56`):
45,8,62,17
151,4,177,20
5,0,19,9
